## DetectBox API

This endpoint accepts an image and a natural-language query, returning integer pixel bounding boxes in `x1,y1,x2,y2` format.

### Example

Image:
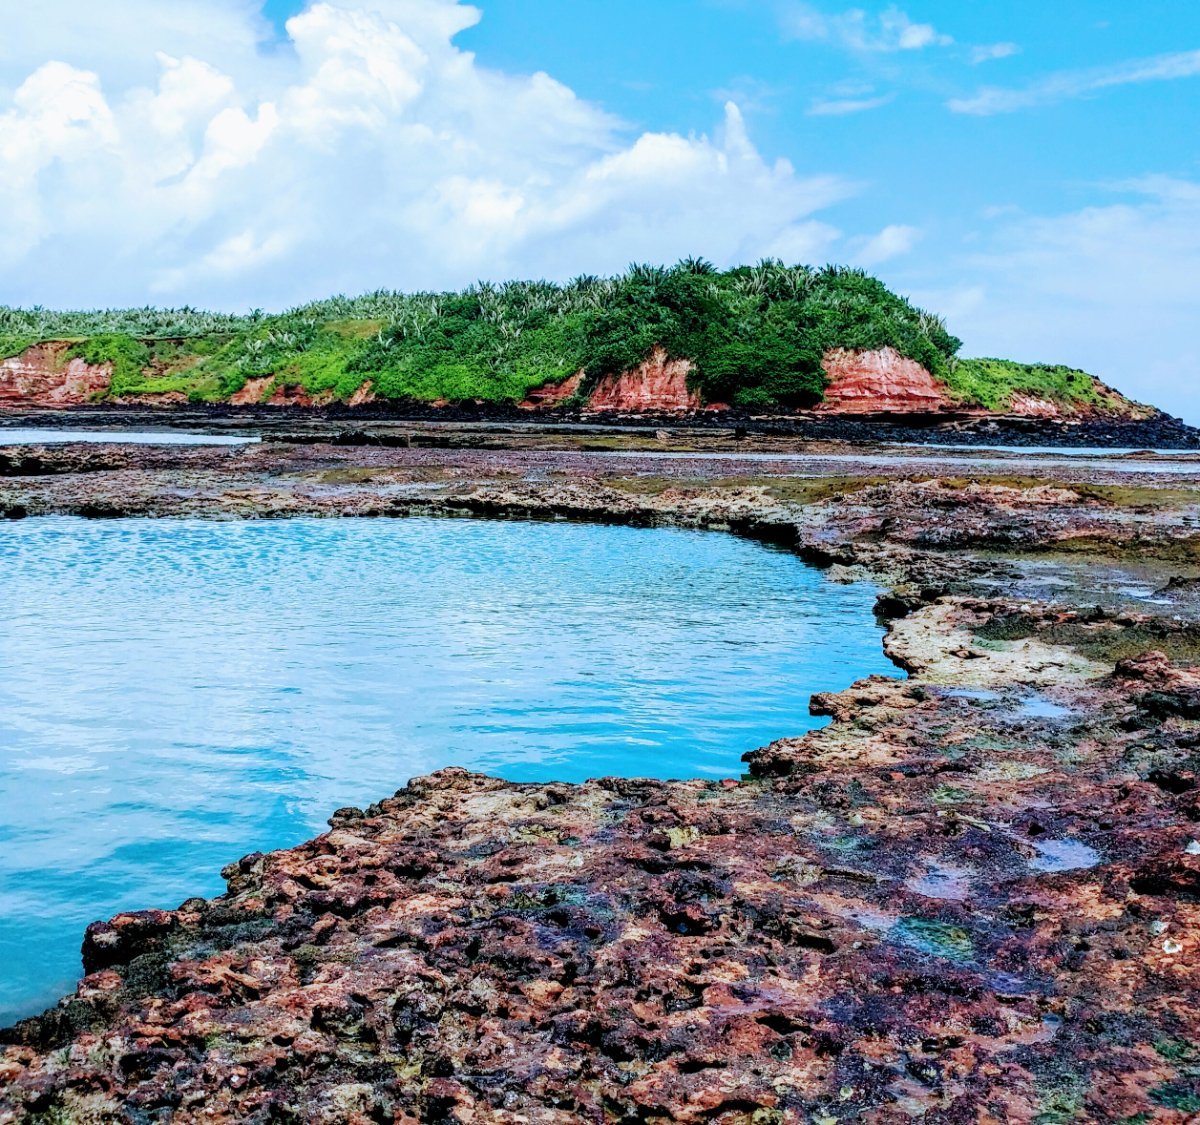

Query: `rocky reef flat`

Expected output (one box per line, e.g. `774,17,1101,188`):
2,429,1200,1122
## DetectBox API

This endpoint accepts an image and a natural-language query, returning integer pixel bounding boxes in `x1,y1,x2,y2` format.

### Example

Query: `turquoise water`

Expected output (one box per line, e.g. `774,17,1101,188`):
0,516,896,1024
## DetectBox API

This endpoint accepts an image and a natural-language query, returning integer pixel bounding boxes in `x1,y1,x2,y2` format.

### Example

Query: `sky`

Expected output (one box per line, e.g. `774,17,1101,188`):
2,1,1198,419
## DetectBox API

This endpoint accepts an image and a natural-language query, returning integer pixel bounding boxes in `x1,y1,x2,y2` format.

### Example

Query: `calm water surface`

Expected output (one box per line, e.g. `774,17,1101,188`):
0,516,896,1023
0,428,258,446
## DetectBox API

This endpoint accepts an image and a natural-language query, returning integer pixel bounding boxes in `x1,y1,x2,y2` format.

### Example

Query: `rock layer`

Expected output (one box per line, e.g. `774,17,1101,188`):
585,349,702,414
519,371,584,410
818,346,956,415
0,345,111,407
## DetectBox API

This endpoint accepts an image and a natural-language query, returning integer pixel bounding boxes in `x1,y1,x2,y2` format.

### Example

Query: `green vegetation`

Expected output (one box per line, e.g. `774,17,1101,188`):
944,357,1107,412
0,261,1119,412
66,335,150,396
0,334,35,361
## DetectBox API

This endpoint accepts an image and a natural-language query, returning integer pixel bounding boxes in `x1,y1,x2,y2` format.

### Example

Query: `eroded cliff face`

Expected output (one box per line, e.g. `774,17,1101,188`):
1006,384,1157,422
519,371,584,410
586,348,703,414
230,377,335,408
818,347,959,415
0,344,111,407
0,341,1157,421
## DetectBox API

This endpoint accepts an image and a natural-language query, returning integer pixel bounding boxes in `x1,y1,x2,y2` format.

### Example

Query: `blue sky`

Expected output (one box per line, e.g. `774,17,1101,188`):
260,0,1199,220
3,0,1199,416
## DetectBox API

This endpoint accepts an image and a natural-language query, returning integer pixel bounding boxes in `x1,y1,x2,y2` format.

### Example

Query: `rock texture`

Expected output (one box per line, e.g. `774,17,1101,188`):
3,597,1200,1122
2,439,1200,1122
586,349,702,414
230,379,333,408
519,372,584,410
0,345,111,408
818,348,957,415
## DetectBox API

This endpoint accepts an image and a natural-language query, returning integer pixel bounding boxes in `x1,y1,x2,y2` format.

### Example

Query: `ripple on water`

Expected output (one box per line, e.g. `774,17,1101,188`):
0,515,899,1024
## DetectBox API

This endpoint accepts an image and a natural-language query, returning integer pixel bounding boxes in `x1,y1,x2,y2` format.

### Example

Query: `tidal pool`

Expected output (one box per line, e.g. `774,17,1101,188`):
0,516,897,1023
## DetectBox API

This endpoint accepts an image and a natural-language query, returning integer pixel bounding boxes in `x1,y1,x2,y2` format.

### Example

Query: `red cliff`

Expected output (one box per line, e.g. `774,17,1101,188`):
519,371,584,410
585,348,702,414
0,344,112,407
818,347,958,415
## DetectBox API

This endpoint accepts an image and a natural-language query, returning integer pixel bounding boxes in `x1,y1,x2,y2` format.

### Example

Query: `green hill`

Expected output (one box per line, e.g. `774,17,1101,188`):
0,261,1140,415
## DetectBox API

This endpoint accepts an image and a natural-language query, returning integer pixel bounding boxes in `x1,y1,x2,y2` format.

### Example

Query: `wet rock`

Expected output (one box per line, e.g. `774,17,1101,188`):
1,427,1199,1120
82,910,179,974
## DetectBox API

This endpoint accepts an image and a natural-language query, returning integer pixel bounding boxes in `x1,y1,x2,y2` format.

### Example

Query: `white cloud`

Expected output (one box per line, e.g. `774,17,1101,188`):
0,0,859,310
850,223,920,266
912,178,1200,422
808,92,894,116
780,3,952,52
0,1,274,95
969,42,1020,65
949,48,1200,114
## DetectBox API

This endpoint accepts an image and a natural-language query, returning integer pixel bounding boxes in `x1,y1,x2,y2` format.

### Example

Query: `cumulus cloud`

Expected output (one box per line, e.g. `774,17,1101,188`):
0,0,857,310
912,177,1200,422
780,3,952,52
949,48,1200,114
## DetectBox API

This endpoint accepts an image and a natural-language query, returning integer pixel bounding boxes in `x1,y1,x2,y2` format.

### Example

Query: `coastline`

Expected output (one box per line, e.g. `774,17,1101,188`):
3,400,1200,450
2,431,1200,1121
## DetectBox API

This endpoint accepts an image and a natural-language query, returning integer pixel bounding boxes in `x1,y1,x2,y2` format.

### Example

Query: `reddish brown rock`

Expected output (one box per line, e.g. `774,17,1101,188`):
1009,384,1156,421
586,348,701,413
818,347,957,415
2,448,1200,1120
229,378,330,407
0,344,111,408
1008,391,1063,419
268,383,329,407
4,607,1200,1121
229,376,272,406
519,371,584,410
346,380,376,407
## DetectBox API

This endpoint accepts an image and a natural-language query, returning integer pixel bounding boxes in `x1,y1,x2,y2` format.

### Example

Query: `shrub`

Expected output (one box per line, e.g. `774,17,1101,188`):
945,358,1105,412
67,335,150,395
0,262,1112,413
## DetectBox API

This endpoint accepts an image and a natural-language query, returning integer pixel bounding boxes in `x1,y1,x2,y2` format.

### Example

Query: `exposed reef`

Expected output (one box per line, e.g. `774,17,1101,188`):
2,433,1200,1122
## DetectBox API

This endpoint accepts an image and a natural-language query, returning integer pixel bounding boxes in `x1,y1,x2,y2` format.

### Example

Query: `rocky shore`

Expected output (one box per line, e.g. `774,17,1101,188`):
2,432,1200,1122
4,401,1200,449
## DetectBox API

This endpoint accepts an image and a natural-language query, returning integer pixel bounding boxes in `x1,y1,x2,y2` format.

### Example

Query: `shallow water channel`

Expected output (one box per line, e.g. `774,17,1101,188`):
0,515,898,1023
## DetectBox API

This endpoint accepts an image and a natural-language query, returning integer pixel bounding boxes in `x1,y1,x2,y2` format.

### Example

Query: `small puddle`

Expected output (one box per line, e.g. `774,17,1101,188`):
942,689,1074,722
905,862,971,901
942,688,1001,703
1030,838,1101,873
1017,695,1074,720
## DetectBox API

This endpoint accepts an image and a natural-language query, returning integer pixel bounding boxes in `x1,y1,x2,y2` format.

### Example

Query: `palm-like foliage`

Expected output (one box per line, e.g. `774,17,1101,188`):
0,259,989,409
